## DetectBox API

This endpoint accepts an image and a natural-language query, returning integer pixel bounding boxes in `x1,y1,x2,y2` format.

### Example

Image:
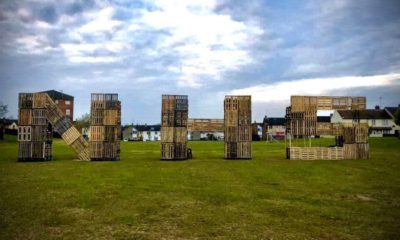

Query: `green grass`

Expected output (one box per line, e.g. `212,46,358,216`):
0,135,400,239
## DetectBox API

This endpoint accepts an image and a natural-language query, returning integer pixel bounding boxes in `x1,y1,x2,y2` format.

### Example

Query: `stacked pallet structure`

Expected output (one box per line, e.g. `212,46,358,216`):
286,96,366,137
160,95,188,160
18,93,52,161
342,123,369,159
18,92,90,161
286,95,368,160
224,96,252,159
90,93,121,161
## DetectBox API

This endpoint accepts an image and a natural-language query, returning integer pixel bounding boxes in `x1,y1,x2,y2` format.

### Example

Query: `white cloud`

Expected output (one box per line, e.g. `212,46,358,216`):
5,1,263,85
139,0,263,87
228,73,400,102
78,7,122,33
15,35,56,54
60,42,125,63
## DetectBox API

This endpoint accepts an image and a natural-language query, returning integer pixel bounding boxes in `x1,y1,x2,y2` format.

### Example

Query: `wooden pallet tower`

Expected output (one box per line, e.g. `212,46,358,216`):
286,96,366,137
89,93,121,161
285,95,369,160
18,93,52,161
18,92,90,161
160,95,188,160
224,96,252,159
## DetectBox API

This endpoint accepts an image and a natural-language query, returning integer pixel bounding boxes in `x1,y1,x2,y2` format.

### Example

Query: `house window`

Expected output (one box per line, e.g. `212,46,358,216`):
66,100,71,105
382,119,388,126
66,109,71,116
372,119,376,125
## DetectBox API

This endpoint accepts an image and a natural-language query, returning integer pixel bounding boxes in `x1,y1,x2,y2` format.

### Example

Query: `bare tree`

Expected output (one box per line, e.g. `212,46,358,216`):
74,113,90,129
0,102,8,119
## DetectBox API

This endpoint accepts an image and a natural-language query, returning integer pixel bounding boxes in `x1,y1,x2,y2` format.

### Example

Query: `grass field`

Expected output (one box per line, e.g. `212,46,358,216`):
1,135,400,239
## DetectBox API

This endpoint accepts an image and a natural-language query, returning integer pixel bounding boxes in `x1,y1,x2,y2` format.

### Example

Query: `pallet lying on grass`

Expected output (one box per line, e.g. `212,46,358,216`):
289,143,369,160
289,147,344,160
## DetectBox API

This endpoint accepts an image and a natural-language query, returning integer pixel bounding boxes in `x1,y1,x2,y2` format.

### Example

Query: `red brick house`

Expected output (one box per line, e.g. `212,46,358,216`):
41,90,74,121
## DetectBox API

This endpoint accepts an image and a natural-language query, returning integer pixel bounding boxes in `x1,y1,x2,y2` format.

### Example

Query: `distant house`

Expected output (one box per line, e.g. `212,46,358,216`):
0,119,18,138
331,109,396,137
384,106,400,136
122,126,134,141
123,125,161,141
41,90,74,122
265,117,285,140
3,119,18,130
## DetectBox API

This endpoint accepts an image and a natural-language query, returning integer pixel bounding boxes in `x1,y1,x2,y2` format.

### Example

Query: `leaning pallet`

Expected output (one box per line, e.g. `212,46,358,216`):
160,95,188,160
45,93,90,161
224,95,252,159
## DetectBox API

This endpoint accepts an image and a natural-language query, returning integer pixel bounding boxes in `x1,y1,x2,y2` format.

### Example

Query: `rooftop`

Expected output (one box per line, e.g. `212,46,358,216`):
267,117,285,126
337,110,392,120
41,90,74,101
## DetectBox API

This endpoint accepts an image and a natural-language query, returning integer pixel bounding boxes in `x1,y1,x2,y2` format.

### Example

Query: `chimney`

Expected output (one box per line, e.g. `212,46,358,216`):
375,105,380,110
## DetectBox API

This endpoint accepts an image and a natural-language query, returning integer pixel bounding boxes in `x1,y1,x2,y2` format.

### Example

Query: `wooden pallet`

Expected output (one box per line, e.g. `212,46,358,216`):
53,117,73,135
18,141,52,161
19,93,33,108
291,96,366,112
289,147,344,160
61,127,81,145
32,93,47,108
19,109,32,125
225,141,252,159
161,142,187,160
32,109,47,126
343,143,369,159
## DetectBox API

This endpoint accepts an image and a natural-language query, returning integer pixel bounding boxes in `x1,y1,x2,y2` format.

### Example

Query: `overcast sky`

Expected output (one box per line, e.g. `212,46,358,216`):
0,0,399,124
